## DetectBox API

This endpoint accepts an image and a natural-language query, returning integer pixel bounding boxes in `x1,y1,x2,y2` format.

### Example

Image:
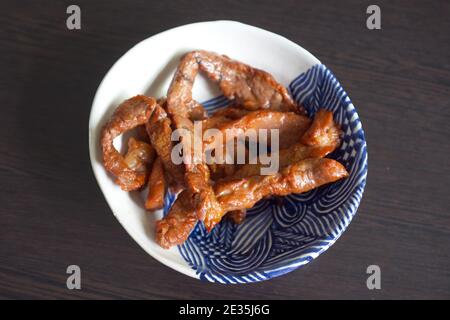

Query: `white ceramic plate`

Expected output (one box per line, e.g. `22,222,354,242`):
89,20,366,283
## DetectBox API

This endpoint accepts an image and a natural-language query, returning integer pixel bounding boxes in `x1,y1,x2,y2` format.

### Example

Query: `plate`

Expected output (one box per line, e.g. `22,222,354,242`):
89,20,368,283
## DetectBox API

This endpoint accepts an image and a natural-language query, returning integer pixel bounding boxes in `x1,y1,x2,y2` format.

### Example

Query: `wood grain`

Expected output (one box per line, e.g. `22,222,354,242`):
0,0,449,299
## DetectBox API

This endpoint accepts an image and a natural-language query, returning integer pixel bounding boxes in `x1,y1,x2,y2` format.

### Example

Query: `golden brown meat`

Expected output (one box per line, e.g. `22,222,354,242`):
209,110,311,149
202,117,245,181
184,163,223,222
301,109,341,148
166,50,309,223
167,54,223,222
155,190,198,249
194,50,305,114
211,106,252,119
230,144,336,179
136,125,150,143
100,95,157,191
201,115,232,131
171,125,223,220
168,50,303,115
228,108,342,179
146,104,185,188
123,137,155,173
166,51,208,121
205,158,348,230
209,163,237,180
157,158,348,246
145,157,166,211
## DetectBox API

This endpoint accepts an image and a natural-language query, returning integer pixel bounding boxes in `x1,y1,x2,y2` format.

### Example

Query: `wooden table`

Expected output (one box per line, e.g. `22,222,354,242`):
1,0,449,299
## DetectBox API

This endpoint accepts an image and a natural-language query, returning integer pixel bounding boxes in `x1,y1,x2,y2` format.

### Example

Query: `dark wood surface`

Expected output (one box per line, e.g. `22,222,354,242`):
1,0,449,299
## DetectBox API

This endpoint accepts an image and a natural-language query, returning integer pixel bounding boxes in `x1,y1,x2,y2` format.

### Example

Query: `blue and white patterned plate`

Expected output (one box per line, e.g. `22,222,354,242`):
89,21,367,283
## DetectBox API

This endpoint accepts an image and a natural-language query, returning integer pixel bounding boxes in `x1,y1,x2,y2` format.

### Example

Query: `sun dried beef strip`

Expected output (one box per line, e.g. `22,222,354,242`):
193,50,305,114
156,158,348,247
146,104,185,188
100,95,157,191
145,157,166,211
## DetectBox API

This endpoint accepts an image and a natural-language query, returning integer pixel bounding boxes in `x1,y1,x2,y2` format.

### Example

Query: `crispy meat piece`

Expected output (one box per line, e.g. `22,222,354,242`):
209,163,237,180
193,50,305,114
123,137,155,173
229,109,342,179
205,158,348,230
170,114,216,204
203,117,240,177
301,109,341,148
167,54,223,222
201,111,311,171
155,190,198,249
201,115,232,131
211,106,252,119
145,157,166,211
210,110,311,149
157,158,348,246
230,144,336,179
184,162,223,222
136,125,150,143
166,51,309,223
166,52,208,120
168,50,303,116
100,95,157,191
146,104,185,187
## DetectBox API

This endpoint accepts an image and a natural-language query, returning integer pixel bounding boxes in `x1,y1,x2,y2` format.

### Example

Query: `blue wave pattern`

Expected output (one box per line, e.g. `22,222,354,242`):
163,64,368,283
